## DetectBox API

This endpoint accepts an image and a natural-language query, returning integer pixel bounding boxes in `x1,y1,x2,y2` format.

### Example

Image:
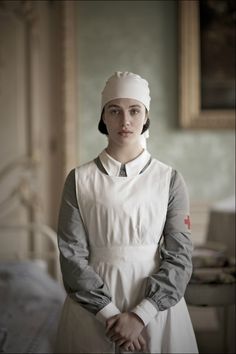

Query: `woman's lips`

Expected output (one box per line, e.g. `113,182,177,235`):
118,131,133,136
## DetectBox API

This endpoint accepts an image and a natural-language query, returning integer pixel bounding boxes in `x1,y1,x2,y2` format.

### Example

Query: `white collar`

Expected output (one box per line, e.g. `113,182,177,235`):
98,149,151,177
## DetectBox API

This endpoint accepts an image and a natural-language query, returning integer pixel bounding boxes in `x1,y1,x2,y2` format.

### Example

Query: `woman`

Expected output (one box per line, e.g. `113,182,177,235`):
55,72,198,353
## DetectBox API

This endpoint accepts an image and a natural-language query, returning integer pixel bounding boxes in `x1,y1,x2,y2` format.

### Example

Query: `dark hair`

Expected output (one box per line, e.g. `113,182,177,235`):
98,108,150,135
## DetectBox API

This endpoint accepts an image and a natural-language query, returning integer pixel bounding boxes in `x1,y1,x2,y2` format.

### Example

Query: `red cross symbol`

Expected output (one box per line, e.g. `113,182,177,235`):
184,215,191,230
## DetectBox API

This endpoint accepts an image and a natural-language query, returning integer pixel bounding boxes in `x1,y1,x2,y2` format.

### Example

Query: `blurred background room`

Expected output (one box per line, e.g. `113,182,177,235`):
0,0,235,353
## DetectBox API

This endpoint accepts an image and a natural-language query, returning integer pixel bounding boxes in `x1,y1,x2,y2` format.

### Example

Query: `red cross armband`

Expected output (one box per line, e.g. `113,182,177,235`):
164,212,192,234
184,215,191,230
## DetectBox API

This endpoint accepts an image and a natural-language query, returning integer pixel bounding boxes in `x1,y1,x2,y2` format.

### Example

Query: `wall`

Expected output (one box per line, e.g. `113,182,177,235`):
76,0,235,203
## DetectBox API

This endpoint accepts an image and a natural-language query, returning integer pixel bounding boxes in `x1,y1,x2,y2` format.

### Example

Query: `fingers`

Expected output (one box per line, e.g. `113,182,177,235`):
110,333,122,342
106,323,122,339
138,334,147,351
132,338,141,351
119,339,144,352
106,315,119,333
122,341,135,352
116,338,127,347
129,343,135,352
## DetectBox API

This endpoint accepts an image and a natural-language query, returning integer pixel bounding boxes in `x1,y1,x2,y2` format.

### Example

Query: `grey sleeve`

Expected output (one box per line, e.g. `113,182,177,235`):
145,169,193,311
57,169,112,314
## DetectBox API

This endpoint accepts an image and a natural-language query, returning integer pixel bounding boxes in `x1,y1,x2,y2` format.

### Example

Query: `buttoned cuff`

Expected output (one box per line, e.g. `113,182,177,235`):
131,298,158,326
96,302,120,325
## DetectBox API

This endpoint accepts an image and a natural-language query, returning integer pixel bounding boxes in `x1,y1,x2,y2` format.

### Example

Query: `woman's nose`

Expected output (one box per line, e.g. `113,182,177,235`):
121,112,130,126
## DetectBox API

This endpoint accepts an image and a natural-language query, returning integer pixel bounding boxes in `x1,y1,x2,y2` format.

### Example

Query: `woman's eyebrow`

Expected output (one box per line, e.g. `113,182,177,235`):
107,104,142,109
129,104,142,108
107,104,121,109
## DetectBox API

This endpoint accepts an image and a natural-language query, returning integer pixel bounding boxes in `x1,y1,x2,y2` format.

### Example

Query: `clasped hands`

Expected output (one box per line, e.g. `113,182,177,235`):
106,312,146,352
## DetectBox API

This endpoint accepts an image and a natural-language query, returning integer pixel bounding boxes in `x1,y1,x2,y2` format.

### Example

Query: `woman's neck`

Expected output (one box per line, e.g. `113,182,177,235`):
106,143,144,164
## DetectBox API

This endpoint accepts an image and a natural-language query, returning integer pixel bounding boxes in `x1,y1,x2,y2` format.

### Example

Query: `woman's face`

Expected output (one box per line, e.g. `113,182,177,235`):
103,98,147,148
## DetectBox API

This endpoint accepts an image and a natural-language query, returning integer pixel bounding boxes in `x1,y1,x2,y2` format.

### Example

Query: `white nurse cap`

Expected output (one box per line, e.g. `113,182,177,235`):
101,71,151,111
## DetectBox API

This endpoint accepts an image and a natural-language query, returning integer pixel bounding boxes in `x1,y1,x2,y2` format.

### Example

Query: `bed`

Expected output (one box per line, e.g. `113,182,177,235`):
0,258,65,353
0,158,66,353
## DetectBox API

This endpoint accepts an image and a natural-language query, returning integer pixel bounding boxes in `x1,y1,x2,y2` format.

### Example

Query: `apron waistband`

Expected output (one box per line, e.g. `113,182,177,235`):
90,244,159,264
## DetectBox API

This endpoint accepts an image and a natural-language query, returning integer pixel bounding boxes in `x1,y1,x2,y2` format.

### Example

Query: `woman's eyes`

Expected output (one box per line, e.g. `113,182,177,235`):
110,109,121,115
109,109,140,116
130,109,140,115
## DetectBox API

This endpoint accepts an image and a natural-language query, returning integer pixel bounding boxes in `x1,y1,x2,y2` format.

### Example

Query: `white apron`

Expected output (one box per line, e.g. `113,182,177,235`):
55,158,198,353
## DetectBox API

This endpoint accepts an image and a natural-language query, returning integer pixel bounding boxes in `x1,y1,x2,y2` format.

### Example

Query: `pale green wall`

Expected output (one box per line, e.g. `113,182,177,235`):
76,0,235,202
